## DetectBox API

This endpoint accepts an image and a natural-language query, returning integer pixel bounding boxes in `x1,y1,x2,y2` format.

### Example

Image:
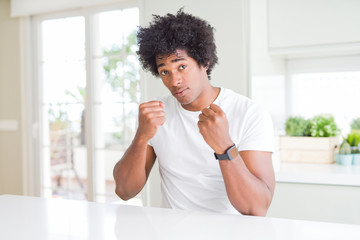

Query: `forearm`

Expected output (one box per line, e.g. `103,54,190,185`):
113,100,164,200
219,156,273,216
113,135,151,200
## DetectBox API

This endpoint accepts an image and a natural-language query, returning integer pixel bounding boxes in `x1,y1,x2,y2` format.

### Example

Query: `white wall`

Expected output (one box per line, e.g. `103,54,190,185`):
249,0,286,117
250,0,286,77
0,0,24,195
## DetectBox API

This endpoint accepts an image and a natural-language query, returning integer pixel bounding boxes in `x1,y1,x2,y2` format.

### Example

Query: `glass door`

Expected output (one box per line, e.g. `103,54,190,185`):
92,8,140,203
39,7,141,204
41,16,87,200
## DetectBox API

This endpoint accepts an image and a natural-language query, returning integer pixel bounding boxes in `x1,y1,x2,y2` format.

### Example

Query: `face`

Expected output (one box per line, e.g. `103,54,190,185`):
156,49,211,111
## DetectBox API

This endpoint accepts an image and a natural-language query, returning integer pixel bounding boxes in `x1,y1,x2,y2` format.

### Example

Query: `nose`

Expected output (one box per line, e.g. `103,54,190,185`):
169,71,182,86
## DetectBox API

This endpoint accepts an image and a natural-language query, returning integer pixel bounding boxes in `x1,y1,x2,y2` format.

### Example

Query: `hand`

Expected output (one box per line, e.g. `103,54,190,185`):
198,104,234,154
136,101,165,141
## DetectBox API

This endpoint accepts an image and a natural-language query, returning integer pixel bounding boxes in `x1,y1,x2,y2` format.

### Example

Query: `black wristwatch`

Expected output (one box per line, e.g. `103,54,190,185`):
214,144,238,160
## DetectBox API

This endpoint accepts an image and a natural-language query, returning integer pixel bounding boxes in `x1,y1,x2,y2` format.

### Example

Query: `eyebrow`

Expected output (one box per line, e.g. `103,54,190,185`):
157,57,186,68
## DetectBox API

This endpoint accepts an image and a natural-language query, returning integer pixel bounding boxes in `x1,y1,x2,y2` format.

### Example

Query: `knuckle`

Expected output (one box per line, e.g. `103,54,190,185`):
139,102,147,109
219,111,226,118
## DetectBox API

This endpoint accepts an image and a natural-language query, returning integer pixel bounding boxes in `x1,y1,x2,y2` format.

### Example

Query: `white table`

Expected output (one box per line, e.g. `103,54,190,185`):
0,195,359,240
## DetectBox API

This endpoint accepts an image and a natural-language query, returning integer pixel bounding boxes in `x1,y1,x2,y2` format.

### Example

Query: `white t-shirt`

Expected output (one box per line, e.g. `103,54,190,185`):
149,88,274,214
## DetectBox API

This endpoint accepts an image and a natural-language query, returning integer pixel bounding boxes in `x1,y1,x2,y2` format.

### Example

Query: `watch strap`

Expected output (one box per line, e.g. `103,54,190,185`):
214,144,238,160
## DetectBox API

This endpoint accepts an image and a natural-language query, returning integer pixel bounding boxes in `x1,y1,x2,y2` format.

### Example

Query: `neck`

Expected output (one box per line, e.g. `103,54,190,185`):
182,85,221,111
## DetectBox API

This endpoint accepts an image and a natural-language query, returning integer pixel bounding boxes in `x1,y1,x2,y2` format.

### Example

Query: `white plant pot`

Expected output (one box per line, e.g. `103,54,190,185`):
352,154,360,165
338,154,353,166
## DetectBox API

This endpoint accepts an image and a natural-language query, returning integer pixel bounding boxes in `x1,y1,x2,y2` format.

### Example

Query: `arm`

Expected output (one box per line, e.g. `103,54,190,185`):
198,104,275,216
113,138,156,200
218,150,275,216
113,101,165,200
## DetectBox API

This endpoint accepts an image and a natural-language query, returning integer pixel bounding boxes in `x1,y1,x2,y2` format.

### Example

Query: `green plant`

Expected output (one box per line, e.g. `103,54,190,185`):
309,115,340,137
346,130,360,153
285,116,311,136
346,130,360,147
339,140,351,154
351,117,360,130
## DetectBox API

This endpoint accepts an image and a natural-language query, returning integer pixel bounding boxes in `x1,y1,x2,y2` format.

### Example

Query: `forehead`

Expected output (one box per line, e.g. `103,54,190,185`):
155,49,190,65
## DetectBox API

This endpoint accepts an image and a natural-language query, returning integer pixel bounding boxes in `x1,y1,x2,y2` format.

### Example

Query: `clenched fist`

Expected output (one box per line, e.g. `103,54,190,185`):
198,104,233,154
136,101,165,141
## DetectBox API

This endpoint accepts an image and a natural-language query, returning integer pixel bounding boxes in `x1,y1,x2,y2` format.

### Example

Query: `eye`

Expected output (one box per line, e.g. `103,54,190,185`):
160,70,168,76
179,65,187,70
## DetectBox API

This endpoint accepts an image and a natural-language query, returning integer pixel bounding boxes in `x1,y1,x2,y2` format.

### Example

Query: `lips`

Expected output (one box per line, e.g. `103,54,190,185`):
174,88,188,97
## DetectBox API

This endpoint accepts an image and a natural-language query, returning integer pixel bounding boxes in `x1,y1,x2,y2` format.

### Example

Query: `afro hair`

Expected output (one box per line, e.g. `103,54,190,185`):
137,9,218,79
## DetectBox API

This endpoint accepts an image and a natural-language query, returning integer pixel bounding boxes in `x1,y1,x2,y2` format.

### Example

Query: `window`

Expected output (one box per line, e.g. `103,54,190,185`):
35,6,141,204
289,71,360,135
251,56,360,165
286,56,360,136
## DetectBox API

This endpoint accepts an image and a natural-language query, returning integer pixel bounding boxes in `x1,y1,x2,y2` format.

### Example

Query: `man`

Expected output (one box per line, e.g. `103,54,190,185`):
113,9,275,216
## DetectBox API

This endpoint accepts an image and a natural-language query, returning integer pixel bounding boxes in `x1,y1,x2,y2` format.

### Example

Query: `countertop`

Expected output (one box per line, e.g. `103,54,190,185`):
0,194,359,240
275,162,360,186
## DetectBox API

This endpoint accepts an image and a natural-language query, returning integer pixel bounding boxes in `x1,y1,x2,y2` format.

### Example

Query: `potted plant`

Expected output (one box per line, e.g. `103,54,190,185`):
352,143,360,165
280,114,340,164
309,115,340,138
337,140,353,166
285,116,311,137
346,130,360,165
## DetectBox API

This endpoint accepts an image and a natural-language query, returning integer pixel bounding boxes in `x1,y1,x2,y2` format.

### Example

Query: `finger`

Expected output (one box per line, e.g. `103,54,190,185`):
139,101,164,109
198,113,208,122
157,116,166,126
209,104,222,113
152,117,165,126
140,104,165,115
141,113,165,128
144,110,166,119
201,107,216,117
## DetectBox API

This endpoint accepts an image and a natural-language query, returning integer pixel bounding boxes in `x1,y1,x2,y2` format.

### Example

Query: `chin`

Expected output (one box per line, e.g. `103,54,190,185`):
176,96,192,105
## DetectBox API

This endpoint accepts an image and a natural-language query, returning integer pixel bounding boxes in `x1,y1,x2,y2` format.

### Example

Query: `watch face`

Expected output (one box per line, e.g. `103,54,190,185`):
214,144,238,160
228,145,238,160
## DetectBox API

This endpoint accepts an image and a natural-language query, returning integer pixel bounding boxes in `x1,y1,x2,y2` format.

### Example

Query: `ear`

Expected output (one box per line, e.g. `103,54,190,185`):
204,63,209,70
202,65,208,72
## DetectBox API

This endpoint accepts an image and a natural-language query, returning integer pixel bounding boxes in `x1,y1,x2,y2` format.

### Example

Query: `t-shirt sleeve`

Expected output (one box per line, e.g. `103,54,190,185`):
148,138,154,147
237,104,274,152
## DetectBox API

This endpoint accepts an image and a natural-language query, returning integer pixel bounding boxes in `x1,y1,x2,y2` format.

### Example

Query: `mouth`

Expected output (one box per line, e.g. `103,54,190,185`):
173,88,188,97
